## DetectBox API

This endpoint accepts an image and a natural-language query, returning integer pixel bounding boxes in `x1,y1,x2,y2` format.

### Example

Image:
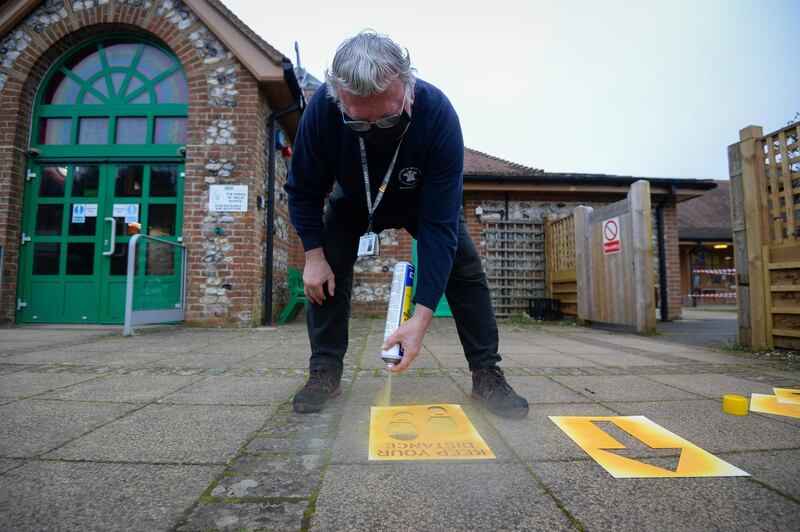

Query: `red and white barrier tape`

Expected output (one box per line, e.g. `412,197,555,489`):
692,268,736,275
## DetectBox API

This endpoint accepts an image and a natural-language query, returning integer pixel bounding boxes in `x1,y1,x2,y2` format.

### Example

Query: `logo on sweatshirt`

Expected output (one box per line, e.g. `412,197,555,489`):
398,167,421,189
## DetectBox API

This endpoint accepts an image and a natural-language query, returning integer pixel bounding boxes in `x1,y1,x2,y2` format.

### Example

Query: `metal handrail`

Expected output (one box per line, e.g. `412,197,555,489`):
123,233,186,336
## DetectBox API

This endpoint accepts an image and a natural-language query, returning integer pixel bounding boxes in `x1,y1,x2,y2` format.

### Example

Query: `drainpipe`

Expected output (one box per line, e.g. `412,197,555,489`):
262,59,304,326
655,185,677,322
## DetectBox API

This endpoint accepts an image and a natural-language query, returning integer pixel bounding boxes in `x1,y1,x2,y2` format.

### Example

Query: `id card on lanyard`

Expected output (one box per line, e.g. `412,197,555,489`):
356,136,403,257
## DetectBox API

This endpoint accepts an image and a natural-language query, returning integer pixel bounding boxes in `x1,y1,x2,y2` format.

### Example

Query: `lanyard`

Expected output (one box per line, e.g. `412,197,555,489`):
358,136,403,232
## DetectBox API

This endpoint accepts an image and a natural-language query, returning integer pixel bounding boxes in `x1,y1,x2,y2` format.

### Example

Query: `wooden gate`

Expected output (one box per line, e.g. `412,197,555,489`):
545,214,577,317
574,180,656,334
729,123,800,350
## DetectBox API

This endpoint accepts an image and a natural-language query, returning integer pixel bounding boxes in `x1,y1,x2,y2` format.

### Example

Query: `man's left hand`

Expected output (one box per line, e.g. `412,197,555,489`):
382,304,434,373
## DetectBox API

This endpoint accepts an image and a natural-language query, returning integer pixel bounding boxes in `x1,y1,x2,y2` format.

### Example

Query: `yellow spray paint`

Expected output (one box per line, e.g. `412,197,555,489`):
375,371,393,407
369,404,495,461
549,415,749,478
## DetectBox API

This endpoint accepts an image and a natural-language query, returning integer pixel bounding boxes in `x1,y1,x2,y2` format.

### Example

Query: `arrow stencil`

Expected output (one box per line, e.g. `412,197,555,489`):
550,415,749,478
591,421,682,472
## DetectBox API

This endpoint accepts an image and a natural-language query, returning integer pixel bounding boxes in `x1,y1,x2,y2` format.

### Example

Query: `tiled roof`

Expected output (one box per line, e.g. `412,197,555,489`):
677,180,732,241
463,147,543,176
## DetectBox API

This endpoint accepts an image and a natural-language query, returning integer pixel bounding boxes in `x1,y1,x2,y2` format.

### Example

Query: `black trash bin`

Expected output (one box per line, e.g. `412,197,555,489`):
528,298,562,320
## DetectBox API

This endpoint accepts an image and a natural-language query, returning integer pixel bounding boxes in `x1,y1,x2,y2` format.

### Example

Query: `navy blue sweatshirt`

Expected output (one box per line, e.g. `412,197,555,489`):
285,78,464,310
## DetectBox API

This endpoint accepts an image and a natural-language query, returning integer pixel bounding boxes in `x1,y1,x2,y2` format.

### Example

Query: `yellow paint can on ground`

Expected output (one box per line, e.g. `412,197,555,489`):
369,404,495,461
773,388,800,406
549,415,749,478
750,393,800,419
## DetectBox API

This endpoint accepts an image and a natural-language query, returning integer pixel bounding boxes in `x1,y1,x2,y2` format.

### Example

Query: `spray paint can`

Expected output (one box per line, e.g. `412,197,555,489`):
381,261,415,367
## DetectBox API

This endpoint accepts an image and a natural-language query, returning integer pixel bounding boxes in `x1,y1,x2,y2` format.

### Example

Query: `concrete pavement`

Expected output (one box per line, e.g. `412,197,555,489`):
0,319,798,531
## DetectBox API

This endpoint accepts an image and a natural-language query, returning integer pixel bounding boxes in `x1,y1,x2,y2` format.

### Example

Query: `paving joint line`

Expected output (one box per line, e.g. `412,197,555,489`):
439,363,586,530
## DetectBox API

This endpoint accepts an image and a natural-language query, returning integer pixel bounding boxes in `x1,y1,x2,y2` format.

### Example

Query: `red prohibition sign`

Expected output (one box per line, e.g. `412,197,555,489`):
604,220,618,241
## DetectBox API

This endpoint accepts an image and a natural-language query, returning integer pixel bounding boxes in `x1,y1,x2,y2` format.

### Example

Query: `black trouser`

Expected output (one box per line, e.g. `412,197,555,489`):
306,195,502,371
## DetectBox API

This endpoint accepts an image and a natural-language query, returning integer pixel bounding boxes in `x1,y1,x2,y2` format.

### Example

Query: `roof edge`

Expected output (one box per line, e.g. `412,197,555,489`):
464,173,718,190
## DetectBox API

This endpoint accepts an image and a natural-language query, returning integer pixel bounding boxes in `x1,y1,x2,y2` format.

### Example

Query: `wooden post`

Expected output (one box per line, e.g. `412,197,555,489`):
574,206,593,325
629,180,656,334
730,125,767,348
545,215,555,298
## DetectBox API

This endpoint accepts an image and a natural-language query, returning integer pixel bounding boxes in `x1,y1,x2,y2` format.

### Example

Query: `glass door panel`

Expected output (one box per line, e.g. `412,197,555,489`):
18,162,183,324
18,164,105,322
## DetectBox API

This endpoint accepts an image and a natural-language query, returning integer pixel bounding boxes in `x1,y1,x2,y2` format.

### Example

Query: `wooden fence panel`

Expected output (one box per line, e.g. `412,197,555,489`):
575,180,655,334
729,122,799,349
545,214,577,317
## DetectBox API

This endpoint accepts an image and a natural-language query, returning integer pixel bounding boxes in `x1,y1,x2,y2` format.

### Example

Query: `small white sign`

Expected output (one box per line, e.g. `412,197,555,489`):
72,204,85,223
113,203,139,223
84,204,98,217
209,184,248,212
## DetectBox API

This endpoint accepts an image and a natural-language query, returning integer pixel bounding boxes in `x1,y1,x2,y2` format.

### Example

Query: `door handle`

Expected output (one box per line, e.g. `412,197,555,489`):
103,216,116,256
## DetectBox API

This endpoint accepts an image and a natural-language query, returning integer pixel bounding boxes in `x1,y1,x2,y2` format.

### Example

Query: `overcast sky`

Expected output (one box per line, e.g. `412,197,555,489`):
225,0,798,180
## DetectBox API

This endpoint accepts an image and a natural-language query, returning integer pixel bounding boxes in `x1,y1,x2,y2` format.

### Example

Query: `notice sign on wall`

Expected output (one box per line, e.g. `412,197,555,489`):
603,217,621,255
209,184,248,212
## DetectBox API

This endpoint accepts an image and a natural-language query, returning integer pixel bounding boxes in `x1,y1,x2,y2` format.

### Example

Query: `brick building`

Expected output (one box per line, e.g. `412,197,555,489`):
677,180,735,307
285,142,716,321
0,0,303,326
0,0,717,328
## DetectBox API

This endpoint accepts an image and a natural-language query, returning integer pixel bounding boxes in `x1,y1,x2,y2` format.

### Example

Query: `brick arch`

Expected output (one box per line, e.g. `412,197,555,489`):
0,1,273,326
9,24,207,153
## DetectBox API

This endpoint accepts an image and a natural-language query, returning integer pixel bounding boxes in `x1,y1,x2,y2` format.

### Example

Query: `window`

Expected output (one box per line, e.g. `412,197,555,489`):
33,38,188,156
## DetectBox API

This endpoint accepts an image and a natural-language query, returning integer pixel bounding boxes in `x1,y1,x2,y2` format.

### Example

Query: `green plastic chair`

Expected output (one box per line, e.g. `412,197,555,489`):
277,267,307,324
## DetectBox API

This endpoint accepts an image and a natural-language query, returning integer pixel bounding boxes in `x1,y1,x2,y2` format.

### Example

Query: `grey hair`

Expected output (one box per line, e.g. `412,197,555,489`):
325,30,415,104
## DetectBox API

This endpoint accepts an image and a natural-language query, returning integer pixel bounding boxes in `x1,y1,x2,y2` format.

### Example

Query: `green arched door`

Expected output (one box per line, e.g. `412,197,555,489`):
17,36,188,323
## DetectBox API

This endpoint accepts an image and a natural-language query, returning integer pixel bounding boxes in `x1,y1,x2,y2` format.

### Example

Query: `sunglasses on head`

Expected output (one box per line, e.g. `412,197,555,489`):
342,86,408,132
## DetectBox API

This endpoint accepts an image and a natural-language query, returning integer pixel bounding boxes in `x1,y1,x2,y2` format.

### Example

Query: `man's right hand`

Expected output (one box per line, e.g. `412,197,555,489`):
303,247,335,305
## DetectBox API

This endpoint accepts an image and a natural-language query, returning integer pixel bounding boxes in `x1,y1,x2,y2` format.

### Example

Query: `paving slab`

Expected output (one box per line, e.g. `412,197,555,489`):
66,351,179,367
505,353,602,368
643,373,778,400
231,453,324,477
162,375,303,406
552,375,702,402
717,449,800,501
0,399,136,458
210,472,319,499
572,352,676,366
348,375,467,405
0,458,24,475
496,375,593,404
0,461,220,531
486,402,618,462
605,399,800,453
0,371,102,398
140,351,257,368
0,349,97,365
48,403,272,464
180,501,309,531
39,374,200,403
531,459,800,531
312,462,572,531
215,351,307,368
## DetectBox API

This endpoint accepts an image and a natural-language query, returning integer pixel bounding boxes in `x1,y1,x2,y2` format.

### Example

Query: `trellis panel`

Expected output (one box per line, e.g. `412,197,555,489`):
482,220,545,317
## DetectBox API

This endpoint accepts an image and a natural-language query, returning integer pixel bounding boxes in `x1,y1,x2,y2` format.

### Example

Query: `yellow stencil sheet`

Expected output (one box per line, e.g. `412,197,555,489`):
549,415,749,478
750,393,800,419
369,404,495,461
773,388,800,406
